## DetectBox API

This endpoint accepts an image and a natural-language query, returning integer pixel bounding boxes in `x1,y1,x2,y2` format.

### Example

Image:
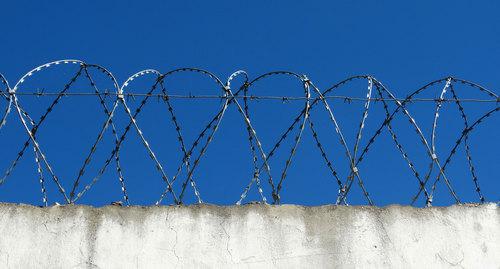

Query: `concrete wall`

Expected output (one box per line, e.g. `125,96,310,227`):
0,203,498,269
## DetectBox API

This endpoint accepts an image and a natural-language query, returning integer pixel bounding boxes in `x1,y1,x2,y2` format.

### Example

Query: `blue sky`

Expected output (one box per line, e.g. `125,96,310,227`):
0,1,498,206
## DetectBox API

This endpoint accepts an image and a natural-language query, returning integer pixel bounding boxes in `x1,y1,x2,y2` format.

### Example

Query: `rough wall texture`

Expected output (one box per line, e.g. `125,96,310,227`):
0,203,498,269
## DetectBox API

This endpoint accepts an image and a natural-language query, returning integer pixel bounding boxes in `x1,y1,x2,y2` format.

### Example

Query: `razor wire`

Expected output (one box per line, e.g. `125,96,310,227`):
0,60,498,207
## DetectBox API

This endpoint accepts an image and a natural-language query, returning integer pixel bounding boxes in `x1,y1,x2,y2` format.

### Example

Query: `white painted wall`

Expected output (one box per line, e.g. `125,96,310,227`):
0,203,498,268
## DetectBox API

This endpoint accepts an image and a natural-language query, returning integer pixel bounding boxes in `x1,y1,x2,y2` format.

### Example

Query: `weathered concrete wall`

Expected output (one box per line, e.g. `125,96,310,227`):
0,203,498,268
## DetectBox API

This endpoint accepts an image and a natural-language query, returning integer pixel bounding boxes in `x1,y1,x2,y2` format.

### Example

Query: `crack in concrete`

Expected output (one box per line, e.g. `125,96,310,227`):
236,251,339,265
219,218,234,263
169,226,180,262
436,251,465,268
42,222,58,235
165,210,180,263
375,213,408,265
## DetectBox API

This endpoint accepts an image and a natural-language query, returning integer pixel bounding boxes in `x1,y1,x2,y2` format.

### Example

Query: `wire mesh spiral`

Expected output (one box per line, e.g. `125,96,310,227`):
0,60,498,206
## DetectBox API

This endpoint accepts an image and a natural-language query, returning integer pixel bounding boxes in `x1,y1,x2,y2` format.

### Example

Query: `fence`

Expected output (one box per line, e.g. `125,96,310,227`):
0,60,498,206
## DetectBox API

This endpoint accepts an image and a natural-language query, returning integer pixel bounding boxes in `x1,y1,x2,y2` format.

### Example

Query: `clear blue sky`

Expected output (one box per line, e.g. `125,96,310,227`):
0,1,498,206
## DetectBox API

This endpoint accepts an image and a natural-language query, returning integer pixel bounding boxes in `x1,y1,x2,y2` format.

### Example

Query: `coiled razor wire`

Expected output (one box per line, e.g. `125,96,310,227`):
0,60,498,207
